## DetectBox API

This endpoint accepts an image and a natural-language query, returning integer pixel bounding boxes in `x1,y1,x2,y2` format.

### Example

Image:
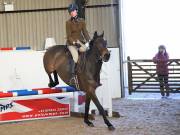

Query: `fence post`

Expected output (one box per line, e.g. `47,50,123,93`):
127,56,133,94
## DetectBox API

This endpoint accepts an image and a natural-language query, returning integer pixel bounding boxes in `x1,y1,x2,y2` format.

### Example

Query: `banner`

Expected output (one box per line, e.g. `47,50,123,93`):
0,96,70,122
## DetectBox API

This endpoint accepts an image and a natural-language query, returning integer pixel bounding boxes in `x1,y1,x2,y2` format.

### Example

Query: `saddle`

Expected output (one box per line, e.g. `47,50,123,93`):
65,46,86,74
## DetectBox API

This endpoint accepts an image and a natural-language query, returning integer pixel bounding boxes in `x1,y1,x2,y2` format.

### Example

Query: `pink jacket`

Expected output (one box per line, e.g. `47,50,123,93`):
153,52,169,75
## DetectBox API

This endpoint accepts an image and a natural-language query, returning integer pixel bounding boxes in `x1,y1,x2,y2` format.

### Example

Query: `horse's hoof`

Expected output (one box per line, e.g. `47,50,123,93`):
108,125,115,131
48,83,53,88
48,83,55,88
84,121,94,127
55,82,59,85
88,123,94,127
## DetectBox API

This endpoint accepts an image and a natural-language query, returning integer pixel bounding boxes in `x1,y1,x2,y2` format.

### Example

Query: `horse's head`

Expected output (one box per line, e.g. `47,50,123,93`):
89,31,110,62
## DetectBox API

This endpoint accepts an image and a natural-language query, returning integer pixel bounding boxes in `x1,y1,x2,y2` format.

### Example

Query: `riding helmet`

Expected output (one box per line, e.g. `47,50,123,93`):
68,3,78,13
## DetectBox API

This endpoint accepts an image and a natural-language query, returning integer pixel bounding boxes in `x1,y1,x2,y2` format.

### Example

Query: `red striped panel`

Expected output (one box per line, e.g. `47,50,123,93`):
0,92,13,98
33,88,62,94
78,95,85,105
0,48,13,50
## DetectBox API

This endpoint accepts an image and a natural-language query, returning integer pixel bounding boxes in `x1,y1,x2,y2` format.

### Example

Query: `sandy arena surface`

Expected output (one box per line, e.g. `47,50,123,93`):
0,98,179,135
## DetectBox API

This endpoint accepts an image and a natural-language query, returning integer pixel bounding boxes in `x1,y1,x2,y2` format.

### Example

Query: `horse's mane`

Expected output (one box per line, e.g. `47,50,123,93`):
89,38,94,48
89,31,104,51
86,36,99,57
75,35,101,73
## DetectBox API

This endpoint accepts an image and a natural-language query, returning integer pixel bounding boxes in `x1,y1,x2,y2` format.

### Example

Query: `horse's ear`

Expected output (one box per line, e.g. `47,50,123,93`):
93,31,98,39
100,31,104,38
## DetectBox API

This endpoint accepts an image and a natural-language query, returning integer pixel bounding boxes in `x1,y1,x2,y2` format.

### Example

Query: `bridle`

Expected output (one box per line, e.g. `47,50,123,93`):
90,38,110,62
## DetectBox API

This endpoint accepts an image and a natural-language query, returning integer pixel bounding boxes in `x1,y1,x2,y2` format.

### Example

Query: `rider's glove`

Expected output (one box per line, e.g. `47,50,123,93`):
75,43,81,48
85,42,90,50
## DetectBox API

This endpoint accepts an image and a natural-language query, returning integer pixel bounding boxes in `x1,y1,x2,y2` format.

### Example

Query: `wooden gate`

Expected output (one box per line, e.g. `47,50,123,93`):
127,56,180,94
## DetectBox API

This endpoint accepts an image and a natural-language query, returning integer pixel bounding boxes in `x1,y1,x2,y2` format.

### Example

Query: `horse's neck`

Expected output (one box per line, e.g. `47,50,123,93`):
86,46,99,64
86,47,102,74
86,49,98,64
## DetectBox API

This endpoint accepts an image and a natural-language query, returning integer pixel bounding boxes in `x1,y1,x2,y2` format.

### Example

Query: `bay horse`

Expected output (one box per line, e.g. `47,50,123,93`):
43,31,115,130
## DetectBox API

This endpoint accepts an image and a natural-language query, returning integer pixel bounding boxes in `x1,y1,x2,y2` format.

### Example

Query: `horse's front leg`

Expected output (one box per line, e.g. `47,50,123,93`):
88,90,115,131
84,93,94,127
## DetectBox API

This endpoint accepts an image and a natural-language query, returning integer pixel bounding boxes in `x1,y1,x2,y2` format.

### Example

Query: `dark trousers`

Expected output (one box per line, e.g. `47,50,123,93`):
158,74,169,96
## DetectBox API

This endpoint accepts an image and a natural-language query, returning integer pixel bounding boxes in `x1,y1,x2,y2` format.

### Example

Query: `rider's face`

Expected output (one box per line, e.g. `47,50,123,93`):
70,10,78,17
159,48,165,54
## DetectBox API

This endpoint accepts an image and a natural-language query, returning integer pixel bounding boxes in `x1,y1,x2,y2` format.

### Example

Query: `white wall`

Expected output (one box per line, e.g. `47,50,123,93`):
105,48,121,98
0,51,52,90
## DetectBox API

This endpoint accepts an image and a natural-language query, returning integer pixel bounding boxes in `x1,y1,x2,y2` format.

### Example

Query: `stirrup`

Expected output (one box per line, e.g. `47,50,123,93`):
69,75,80,90
69,75,76,84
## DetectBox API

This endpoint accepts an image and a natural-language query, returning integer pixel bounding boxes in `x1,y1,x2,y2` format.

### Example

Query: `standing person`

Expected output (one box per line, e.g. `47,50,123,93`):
66,3,91,84
153,45,170,98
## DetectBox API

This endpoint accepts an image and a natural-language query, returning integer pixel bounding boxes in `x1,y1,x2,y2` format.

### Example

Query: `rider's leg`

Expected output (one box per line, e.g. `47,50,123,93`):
158,74,165,97
70,59,76,76
68,45,79,63
68,45,78,81
164,75,169,97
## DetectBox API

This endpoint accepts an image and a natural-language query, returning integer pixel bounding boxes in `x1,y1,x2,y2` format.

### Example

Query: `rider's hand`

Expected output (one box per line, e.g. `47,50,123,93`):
76,40,82,45
85,42,90,50
75,43,81,48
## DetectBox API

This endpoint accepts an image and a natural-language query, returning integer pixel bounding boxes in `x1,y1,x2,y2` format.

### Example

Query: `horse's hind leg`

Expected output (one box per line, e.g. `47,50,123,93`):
48,71,59,88
48,73,55,87
84,93,94,127
88,90,115,131
53,70,59,85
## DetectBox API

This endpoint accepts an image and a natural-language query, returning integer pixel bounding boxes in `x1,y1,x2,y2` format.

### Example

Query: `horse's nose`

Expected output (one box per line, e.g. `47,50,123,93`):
103,52,110,62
